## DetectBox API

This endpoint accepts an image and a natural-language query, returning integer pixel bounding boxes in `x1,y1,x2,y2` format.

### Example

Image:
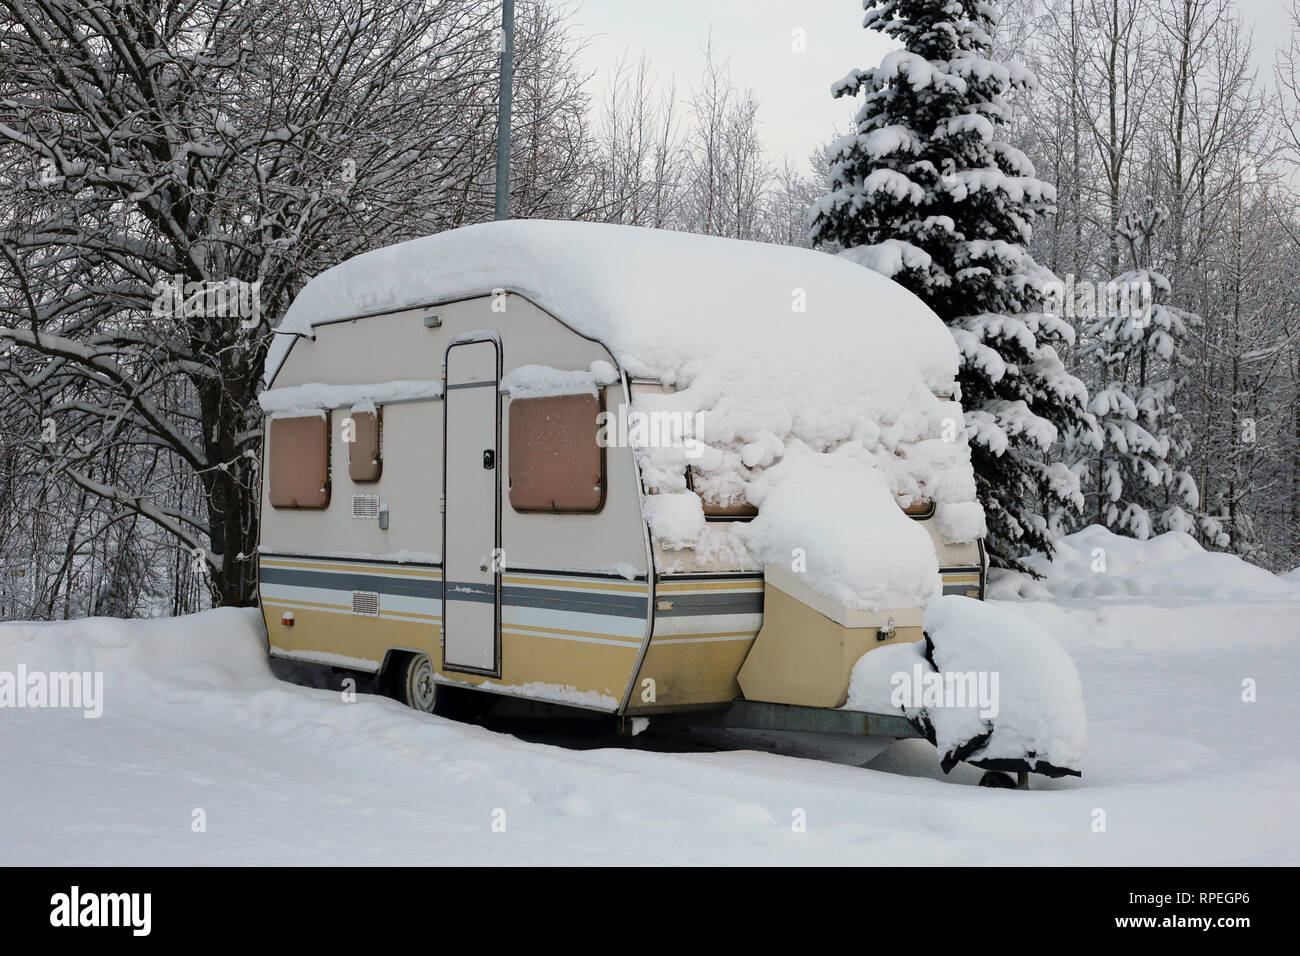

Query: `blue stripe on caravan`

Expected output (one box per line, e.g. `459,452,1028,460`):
658,591,763,617
500,585,647,619
260,564,649,617
259,567,441,599
444,581,495,603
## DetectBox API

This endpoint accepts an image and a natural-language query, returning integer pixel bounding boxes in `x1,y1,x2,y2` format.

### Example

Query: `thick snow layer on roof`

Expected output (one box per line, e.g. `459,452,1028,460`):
269,220,985,609
269,220,958,386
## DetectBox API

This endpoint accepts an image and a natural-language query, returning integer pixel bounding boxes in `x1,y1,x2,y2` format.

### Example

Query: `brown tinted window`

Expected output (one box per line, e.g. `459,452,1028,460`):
701,494,758,519
688,469,757,520
348,407,382,483
509,393,603,513
268,414,330,509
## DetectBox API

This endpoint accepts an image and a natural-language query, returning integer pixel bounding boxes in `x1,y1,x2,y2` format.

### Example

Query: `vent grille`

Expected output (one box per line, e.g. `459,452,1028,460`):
352,494,381,519
351,591,380,617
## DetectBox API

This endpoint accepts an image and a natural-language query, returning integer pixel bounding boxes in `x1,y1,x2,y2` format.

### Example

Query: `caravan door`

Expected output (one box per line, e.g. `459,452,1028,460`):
441,337,501,675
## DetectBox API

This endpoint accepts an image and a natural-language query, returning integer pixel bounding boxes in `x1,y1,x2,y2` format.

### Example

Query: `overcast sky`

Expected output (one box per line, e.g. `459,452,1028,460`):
570,0,1294,166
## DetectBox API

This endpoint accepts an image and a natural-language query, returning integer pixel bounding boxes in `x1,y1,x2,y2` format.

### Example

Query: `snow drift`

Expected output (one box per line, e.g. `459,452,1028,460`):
988,525,1300,602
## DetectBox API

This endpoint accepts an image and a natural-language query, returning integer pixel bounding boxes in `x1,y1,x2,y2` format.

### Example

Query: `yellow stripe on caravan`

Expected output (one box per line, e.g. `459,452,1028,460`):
501,628,642,649
652,630,757,645
503,621,643,645
656,579,764,594
266,599,443,624
942,574,981,584
260,558,442,578
503,575,647,594
264,596,352,613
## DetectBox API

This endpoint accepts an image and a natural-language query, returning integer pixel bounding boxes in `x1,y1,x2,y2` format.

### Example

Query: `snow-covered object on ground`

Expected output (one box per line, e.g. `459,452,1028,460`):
266,220,986,610
987,524,1299,602
844,597,1087,776
923,597,1086,775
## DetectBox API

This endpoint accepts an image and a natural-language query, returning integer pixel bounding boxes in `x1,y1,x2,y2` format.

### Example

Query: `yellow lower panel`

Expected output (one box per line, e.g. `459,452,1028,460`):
625,633,757,712
263,602,433,668
470,631,640,703
738,584,923,708
262,603,639,707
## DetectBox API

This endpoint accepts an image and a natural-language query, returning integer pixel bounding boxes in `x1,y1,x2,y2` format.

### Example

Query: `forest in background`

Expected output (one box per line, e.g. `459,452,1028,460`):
1,0,1297,618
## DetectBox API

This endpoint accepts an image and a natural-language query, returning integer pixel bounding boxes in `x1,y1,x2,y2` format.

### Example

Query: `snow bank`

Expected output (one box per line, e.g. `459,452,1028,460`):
268,220,985,609
0,609,271,713
988,524,1298,601
845,597,1087,775
4,602,1299,863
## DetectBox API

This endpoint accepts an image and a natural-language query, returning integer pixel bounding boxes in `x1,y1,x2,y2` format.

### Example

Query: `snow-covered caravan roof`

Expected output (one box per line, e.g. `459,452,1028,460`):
269,219,956,384
268,220,985,610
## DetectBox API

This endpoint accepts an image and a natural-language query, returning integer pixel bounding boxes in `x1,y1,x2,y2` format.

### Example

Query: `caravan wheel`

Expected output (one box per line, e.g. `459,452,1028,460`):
401,653,440,713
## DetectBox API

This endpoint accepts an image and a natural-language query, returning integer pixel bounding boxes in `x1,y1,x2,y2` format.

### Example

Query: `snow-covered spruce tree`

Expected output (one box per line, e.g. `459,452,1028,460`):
810,0,1093,571
1066,211,1227,544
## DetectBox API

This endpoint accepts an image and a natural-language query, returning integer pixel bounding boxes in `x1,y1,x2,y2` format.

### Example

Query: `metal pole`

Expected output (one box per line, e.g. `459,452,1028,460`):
494,0,514,221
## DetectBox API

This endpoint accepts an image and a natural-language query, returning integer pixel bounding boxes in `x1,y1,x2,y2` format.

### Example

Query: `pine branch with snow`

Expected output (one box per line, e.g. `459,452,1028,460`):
811,0,1095,572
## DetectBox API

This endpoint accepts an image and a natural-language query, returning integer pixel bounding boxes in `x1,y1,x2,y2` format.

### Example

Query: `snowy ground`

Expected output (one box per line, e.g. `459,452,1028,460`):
2,531,1298,865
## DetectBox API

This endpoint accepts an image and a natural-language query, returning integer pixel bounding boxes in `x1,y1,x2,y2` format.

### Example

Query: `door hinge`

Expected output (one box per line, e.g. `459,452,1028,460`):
439,494,446,514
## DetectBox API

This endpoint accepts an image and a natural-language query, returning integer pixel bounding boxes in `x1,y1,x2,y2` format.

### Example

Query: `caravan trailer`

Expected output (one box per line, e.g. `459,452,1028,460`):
256,220,1078,783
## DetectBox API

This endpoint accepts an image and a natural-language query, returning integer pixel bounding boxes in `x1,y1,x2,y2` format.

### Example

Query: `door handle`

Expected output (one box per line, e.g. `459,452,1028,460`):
482,449,495,469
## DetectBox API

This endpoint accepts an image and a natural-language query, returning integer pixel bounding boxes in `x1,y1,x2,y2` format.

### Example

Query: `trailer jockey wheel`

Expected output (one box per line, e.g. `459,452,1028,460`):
402,654,440,714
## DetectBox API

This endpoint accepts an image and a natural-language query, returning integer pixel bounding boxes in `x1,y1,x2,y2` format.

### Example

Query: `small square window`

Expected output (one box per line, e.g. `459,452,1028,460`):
268,414,330,509
508,393,604,513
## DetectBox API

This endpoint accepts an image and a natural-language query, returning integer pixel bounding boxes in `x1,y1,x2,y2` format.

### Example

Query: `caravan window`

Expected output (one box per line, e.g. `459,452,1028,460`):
508,393,604,513
900,497,934,518
348,407,382,483
268,413,331,509
688,469,758,520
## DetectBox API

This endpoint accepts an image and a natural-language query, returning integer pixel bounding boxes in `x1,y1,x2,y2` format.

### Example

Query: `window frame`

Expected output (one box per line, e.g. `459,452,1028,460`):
686,468,758,522
267,411,332,510
506,388,607,515
347,405,383,483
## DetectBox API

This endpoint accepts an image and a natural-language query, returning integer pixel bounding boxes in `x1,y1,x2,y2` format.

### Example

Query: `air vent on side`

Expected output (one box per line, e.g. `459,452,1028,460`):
352,494,381,519
351,591,380,617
